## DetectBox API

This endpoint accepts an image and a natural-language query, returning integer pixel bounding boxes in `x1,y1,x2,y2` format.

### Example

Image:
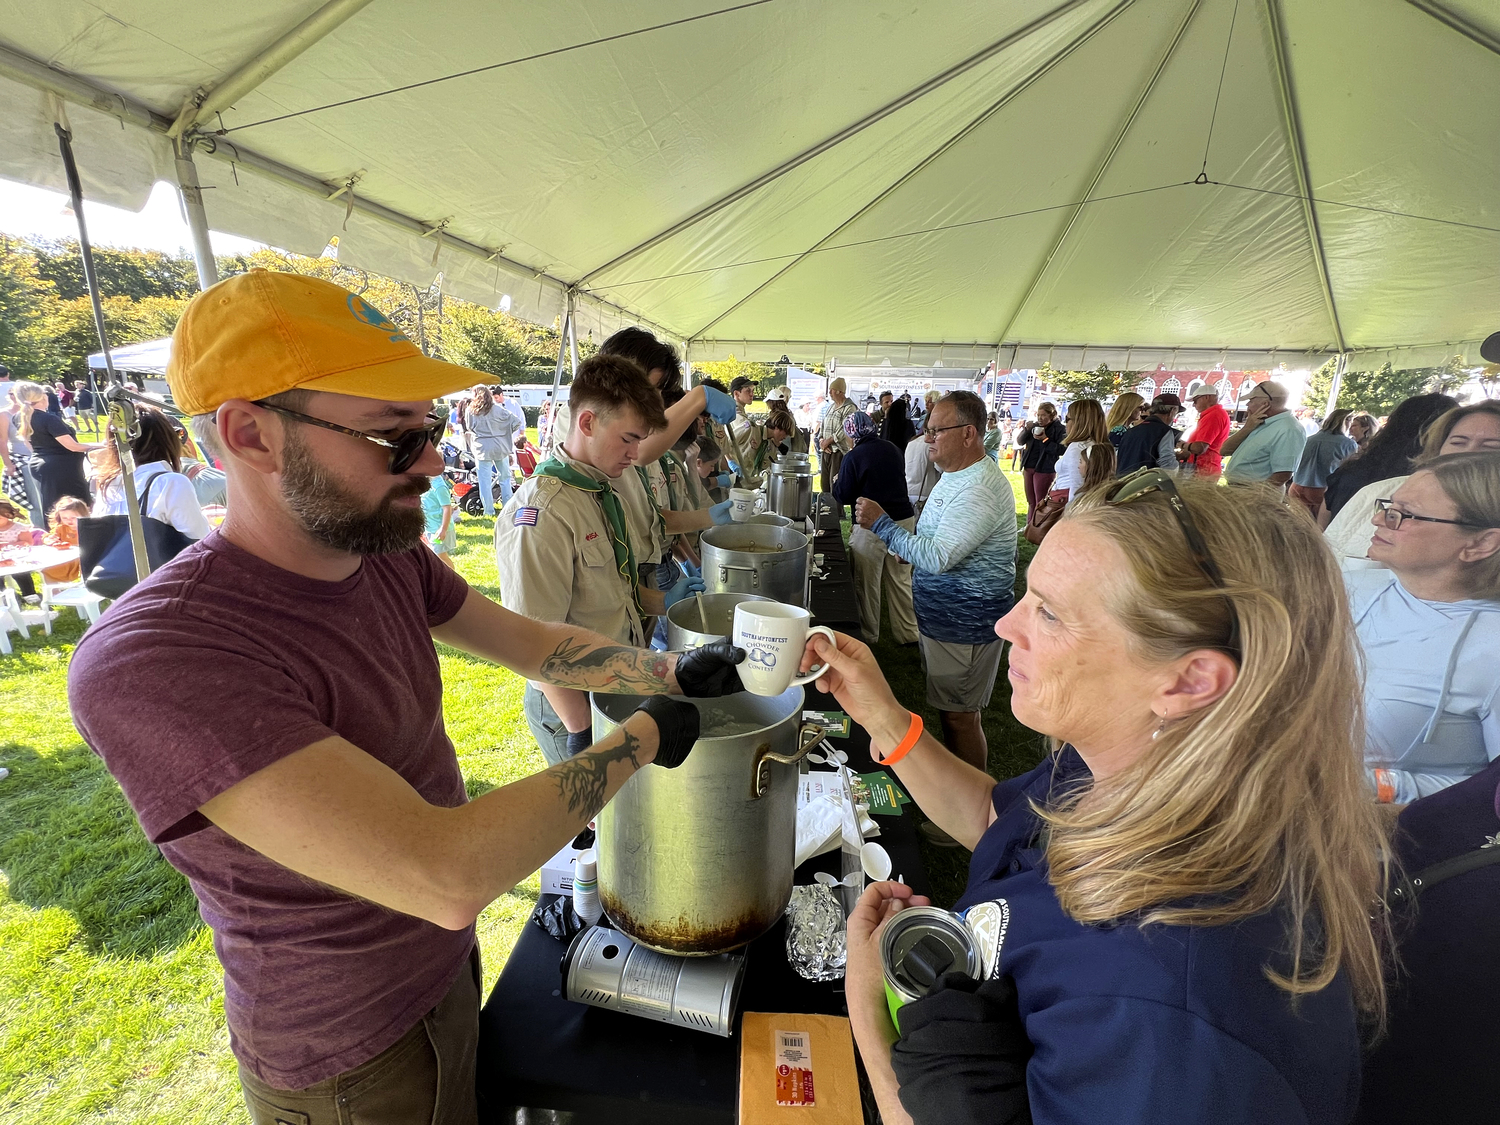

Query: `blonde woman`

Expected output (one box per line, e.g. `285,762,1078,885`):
1104,391,1146,445
1049,398,1115,503
805,472,1389,1125
13,380,99,512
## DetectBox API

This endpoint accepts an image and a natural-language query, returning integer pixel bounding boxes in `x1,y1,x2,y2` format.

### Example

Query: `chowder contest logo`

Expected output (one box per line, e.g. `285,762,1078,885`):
346,293,411,344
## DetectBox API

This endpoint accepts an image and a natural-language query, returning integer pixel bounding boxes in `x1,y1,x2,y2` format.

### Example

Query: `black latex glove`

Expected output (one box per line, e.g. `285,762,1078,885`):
566,728,592,758
634,696,700,769
672,640,747,697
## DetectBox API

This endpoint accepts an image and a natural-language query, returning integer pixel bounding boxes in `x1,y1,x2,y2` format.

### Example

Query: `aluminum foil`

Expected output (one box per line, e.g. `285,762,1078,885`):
785,884,847,981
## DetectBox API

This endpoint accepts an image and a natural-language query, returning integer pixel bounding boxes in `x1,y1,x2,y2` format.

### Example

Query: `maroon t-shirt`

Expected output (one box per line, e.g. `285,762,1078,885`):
68,531,474,1089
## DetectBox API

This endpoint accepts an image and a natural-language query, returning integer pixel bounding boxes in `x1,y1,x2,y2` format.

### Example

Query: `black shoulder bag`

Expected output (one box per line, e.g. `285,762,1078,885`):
78,472,197,599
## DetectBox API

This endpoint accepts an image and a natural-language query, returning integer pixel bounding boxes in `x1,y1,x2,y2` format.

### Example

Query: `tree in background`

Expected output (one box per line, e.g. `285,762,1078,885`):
1037,362,1141,403
1307,355,1475,417
30,240,197,302
695,354,775,393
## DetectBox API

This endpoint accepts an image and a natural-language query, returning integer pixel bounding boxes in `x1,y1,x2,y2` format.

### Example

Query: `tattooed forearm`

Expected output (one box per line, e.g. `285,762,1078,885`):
538,637,674,694
551,729,644,818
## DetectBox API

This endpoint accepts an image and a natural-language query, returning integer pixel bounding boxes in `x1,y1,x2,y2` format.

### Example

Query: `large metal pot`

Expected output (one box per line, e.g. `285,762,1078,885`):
665,591,770,651
591,689,821,955
767,456,814,522
700,523,810,607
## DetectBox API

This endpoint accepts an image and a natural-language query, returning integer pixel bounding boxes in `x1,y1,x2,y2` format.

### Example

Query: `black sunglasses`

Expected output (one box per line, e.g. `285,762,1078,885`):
255,402,445,475
1104,468,1242,663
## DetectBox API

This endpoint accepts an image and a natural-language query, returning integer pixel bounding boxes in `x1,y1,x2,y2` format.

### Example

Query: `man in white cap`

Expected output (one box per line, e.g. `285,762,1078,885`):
66,271,747,1125
1220,379,1306,487
1181,380,1231,480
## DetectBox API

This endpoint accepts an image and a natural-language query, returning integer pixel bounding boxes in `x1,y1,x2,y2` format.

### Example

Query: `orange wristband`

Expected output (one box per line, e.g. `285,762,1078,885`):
1374,769,1396,804
876,712,923,766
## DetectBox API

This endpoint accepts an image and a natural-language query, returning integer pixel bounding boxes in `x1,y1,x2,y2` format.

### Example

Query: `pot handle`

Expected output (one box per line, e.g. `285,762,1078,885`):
752,723,824,799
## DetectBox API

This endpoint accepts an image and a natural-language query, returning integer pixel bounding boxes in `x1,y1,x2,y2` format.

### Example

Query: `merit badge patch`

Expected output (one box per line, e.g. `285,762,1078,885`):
513,507,540,527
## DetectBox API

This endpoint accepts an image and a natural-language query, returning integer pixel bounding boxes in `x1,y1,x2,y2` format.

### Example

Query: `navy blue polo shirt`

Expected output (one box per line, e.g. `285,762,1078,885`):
955,749,1361,1125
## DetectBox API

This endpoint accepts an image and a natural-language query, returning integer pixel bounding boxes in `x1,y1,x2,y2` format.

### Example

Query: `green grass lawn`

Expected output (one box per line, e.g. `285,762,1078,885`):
0,466,1040,1123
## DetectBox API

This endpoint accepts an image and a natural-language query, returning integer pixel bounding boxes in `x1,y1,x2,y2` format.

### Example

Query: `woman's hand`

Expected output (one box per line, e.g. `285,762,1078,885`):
802,631,908,746
846,882,930,1082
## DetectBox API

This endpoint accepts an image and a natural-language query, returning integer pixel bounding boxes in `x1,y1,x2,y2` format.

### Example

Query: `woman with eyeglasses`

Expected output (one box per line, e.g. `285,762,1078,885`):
1347,452,1500,805
803,470,1389,1125
1324,399,1500,567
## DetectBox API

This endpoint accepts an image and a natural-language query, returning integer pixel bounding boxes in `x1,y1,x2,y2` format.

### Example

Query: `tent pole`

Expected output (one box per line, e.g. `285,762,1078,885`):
993,0,1203,349
544,291,576,457
686,0,1138,342
168,0,377,138
174,140,220,291
1404,0,1500,58
1324,353,1348,416
54,122,150,584
1263,0,1347,354
578,0,1106,285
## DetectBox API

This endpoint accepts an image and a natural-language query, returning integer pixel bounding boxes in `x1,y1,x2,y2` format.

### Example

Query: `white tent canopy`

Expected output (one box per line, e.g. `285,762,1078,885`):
87,336,171,375
2,0,1497,370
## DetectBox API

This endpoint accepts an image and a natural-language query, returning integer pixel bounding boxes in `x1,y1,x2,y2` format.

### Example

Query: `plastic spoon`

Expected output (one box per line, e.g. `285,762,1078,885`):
860,842,892,882
813,870,863,889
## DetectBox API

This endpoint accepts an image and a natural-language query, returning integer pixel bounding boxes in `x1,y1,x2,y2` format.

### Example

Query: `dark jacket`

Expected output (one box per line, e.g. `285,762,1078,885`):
1115,416,1178,476
954,748,1361,1125
831,436,914,521
881,402,917,452
1018,420,1066,472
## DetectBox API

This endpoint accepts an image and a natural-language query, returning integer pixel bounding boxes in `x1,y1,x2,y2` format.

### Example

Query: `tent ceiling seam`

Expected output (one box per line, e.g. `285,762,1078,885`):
1403,0,1500,58
992,0,1203,348
0,42,681,342
1263,0,1347,353
577,0,1100,285
681,0,1140,342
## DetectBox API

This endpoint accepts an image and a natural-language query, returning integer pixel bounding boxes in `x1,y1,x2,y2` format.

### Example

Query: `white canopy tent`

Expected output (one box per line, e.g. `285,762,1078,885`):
87,336,172,376
1,0,1497,372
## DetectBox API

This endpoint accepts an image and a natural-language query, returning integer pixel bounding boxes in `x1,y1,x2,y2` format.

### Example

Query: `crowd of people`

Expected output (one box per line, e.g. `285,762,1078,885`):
39,267,1500,1125
0,367,215,606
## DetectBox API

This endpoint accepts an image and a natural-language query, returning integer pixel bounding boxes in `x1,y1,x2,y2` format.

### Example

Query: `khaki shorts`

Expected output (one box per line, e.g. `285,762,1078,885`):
919,635,1004,712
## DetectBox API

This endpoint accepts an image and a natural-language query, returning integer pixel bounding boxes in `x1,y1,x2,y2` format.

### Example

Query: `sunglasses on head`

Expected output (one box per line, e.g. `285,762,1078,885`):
255,401,445,475
1103,468,1242,663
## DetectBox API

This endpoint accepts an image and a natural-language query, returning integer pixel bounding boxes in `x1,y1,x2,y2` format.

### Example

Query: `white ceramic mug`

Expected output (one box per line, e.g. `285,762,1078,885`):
729,487,765,522
733,602,836,696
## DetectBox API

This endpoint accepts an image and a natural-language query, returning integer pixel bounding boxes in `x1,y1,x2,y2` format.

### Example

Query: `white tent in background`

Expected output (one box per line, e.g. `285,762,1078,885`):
87,337,172,377
1,0,1497,371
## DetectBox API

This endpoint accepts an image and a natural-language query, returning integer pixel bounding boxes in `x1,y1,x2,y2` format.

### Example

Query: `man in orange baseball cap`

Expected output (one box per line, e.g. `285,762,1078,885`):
67,271,742,1123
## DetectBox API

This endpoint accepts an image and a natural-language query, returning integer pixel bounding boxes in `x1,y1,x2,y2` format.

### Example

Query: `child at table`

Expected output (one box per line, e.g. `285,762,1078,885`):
41,496,88,585
0,498,40,601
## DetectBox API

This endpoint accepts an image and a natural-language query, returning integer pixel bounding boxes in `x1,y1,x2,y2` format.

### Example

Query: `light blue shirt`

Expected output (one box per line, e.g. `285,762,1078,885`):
1346,566,1500,804
1224,410,1306,482
1292,431,1357,488
873,455,1016,644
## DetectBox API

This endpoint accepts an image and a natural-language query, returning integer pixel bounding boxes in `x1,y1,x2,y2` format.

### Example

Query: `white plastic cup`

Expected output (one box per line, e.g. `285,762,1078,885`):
732,602,836,696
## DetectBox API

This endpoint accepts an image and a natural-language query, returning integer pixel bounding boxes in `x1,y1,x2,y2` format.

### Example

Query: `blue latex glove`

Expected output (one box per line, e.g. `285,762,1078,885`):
702,385,738,424
708,499,734,525
727,460,742,474
714,472,733,488
663,573,707,609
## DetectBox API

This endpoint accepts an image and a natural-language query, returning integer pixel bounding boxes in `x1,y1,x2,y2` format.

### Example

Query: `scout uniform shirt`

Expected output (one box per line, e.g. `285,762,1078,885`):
547,399,664,568
496,446,646,654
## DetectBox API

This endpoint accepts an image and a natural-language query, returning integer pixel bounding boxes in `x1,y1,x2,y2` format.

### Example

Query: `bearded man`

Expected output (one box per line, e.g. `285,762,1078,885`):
67,271,746,1125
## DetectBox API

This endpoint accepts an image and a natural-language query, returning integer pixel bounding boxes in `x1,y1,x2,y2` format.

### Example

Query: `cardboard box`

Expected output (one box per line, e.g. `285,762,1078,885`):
739,1012,861,1125
539,842,584,896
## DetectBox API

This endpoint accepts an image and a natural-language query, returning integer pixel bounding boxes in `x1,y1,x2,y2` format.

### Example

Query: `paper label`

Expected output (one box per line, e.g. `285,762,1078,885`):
617,950,677,1018
774,1028,815,1106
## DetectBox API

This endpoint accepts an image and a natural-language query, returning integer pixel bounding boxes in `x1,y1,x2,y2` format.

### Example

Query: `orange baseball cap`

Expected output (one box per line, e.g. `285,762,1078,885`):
167,269,479,415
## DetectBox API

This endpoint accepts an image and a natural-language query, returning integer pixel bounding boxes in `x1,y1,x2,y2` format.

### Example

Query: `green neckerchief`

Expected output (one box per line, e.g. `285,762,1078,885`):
659,452,684,512
534,457,643,617
634,464,669,546
749,436,771,478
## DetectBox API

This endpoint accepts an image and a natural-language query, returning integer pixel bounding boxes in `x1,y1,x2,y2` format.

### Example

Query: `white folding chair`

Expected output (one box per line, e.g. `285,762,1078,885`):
43,582,108,627
1,585,58,639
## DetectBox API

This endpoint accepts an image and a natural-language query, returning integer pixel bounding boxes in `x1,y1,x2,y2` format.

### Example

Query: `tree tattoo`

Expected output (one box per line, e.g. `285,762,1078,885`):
539,637,673,693
552,728,644,817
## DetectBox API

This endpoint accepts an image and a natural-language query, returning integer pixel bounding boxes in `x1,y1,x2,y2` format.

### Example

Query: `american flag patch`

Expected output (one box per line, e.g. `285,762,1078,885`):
513,507,540,526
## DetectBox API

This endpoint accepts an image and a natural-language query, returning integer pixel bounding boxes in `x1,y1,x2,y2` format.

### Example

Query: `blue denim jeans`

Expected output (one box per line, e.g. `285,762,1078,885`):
475,458,512,516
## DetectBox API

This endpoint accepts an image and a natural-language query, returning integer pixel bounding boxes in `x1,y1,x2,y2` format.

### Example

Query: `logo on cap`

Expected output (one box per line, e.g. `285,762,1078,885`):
346,293,410,344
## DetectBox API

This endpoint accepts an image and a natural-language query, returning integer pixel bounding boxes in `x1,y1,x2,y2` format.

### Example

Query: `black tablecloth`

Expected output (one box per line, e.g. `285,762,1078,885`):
476,708,927,1122
810,495,859,637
